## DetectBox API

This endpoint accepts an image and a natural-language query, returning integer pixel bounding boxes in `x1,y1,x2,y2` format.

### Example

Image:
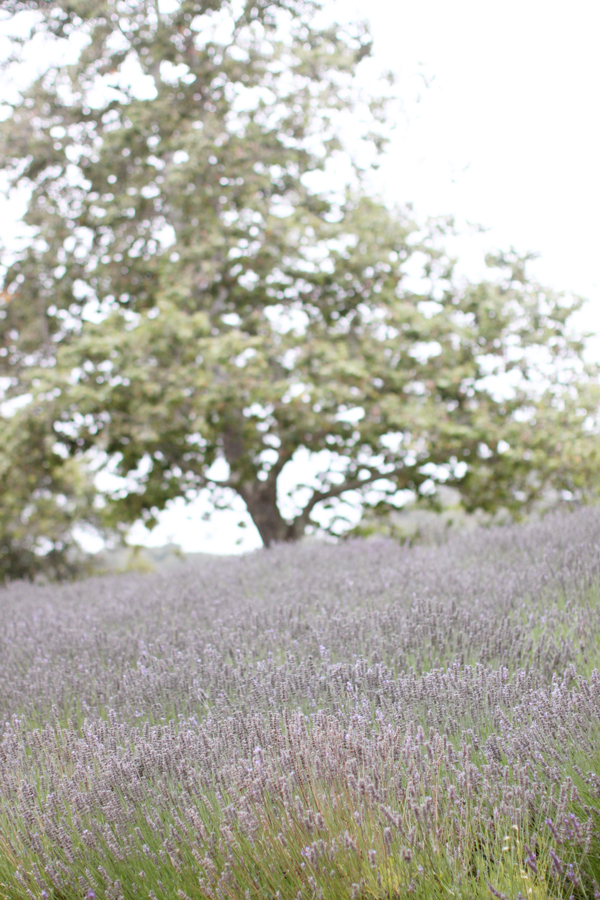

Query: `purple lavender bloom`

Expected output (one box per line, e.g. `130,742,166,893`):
545,818,560,842
549,847,564,877
566,864,579,886
566,813,581,840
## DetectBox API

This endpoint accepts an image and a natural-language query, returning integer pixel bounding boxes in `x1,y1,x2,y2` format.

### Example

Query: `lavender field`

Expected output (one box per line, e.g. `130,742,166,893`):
1,508,600,900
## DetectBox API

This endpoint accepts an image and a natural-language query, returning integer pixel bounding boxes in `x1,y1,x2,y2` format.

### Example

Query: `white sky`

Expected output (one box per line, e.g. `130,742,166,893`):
2,1,600,555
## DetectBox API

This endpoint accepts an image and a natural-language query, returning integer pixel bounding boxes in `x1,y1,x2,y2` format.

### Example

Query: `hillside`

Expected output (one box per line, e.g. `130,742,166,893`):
1,508,600,899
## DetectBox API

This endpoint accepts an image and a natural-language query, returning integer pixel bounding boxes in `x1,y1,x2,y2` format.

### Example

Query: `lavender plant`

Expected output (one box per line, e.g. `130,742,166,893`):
1,506,600,899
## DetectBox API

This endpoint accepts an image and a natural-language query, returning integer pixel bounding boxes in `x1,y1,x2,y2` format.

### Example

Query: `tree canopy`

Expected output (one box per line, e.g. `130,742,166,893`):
1,0,599,576
0,403,104,581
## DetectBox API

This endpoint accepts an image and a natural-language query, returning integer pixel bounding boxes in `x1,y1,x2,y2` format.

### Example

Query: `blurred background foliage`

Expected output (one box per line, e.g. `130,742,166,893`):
0,0,599,582
0,403,106,581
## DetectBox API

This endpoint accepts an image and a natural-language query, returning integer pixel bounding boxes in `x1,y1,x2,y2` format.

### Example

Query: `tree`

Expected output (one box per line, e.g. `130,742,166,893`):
0,404,103,581
1,0,599,556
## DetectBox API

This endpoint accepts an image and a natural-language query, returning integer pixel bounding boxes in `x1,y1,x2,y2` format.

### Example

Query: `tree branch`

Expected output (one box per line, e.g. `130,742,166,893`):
265,442,296,486
201,474,238,491
294,465,405,528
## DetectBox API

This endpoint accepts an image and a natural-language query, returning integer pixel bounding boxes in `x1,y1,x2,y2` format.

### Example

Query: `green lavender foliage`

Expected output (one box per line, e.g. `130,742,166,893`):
1,506,600,899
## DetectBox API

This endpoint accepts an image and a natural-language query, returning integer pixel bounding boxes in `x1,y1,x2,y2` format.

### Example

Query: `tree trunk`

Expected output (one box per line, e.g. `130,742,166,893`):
237,481,303,547
222,422,305,546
